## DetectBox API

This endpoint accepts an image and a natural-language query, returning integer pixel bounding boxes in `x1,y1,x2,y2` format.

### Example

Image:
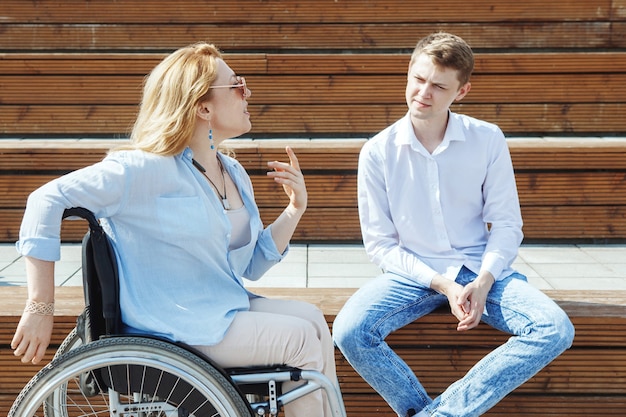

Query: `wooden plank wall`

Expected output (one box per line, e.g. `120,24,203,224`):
0,1,625,242
0,0,625,137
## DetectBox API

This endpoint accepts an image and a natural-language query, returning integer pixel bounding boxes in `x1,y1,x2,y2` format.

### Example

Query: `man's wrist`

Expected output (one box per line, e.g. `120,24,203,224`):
430,274,456,295
476,271,495,287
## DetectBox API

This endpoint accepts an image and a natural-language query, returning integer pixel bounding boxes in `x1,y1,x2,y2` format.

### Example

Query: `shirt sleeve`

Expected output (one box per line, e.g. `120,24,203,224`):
229,161,286,281
480,132,524,279
358,141,440,288
16,157,128,261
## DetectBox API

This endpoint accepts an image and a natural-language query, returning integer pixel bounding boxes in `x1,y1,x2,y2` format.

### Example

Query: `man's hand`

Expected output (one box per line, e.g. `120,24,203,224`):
431,271,494,332
430,274,469,325
455,272,494,331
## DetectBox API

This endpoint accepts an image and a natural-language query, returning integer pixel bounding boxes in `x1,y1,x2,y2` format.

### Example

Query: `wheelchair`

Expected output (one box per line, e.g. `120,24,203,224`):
9,208,346,417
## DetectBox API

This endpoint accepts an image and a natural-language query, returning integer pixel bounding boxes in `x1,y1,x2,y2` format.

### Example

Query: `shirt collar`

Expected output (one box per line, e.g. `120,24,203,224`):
182,146,235,170
182,147,194,161
395,111,467,155
442,111,467,144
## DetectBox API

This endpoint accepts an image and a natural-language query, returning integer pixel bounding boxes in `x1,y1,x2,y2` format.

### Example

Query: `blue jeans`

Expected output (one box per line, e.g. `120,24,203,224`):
333,267,575,417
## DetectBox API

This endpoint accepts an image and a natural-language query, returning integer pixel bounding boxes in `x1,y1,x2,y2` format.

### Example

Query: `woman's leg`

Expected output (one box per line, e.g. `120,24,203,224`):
424,269,575,417
193,297,336,417
333,273,447,416
247,297,338,417
248,297,338,386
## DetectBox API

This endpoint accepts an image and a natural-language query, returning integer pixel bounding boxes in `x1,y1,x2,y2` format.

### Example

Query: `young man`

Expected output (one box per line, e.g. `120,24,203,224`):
332,32,574,417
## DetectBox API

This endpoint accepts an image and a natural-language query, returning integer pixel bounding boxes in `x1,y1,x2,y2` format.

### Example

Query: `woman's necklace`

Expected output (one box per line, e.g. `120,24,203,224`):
192,157,231,210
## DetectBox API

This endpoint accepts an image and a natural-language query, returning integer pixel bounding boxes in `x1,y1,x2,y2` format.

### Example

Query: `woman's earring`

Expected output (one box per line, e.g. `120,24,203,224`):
209,128,214,150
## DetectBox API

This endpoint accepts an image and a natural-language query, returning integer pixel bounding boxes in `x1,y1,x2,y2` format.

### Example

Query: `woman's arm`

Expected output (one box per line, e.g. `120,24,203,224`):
265,146,307,253
13,155,129,364
11,256,55,364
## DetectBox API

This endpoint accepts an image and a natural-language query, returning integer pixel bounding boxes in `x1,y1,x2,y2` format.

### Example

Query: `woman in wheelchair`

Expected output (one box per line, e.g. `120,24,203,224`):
12,42,339,417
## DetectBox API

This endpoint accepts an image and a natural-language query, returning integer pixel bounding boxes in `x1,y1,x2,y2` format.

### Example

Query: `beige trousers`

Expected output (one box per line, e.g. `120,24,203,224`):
193,297,338,417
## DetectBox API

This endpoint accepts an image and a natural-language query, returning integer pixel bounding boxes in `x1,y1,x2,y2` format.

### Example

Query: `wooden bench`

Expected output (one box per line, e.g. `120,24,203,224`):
2,286,626,416
2,137,626,243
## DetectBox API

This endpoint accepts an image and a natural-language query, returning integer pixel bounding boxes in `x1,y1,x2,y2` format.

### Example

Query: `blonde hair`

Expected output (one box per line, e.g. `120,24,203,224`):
409,32,474,86
118,42,223,156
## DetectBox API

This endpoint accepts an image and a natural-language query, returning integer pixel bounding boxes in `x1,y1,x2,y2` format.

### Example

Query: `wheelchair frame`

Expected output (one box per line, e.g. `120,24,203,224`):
9,208,346,417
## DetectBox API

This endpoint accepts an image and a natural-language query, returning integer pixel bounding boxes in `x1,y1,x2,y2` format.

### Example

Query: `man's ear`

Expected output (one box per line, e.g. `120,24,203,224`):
455,82,471,101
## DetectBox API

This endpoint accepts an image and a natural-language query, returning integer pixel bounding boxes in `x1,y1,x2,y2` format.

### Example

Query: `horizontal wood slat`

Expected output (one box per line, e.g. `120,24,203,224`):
3,346,624,397
3,52,625,75
5,138,626,171
5,395,623,417
343,395,626,417
516,172,626,205
1,0,614,24
509,139,626,170
259,207,626,241
4,205,626,242
519,207,626,239
0,175,358,209
3,74,624,105
1,23,620,51
2,103,625,136
4,172,626,209
0,139,361,171
336,350,626,395
3,289,626,347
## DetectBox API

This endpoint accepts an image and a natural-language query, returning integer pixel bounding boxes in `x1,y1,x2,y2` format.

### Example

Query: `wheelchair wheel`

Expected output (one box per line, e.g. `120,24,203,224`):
52,327,81,360
9,336,252,417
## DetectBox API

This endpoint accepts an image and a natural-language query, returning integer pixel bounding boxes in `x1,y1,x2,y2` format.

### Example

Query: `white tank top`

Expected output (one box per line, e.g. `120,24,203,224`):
226,206,251,250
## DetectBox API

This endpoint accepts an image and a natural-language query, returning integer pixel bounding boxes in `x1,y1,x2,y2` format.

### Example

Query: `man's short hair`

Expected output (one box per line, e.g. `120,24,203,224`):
409,32,474,86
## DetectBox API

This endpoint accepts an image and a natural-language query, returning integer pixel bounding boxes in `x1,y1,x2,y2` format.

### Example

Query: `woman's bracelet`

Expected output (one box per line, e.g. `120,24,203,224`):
24,299,55,316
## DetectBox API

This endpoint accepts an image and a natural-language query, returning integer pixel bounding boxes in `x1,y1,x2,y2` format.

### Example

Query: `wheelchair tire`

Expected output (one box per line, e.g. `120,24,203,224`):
9,336,252,417
52,327,81,360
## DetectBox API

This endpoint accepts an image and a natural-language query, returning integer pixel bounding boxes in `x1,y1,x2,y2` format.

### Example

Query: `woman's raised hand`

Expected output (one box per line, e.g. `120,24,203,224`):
267,146,308,212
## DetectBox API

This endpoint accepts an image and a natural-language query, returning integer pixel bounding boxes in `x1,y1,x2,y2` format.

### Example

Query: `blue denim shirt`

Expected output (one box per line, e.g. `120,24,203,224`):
17,147,285,345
